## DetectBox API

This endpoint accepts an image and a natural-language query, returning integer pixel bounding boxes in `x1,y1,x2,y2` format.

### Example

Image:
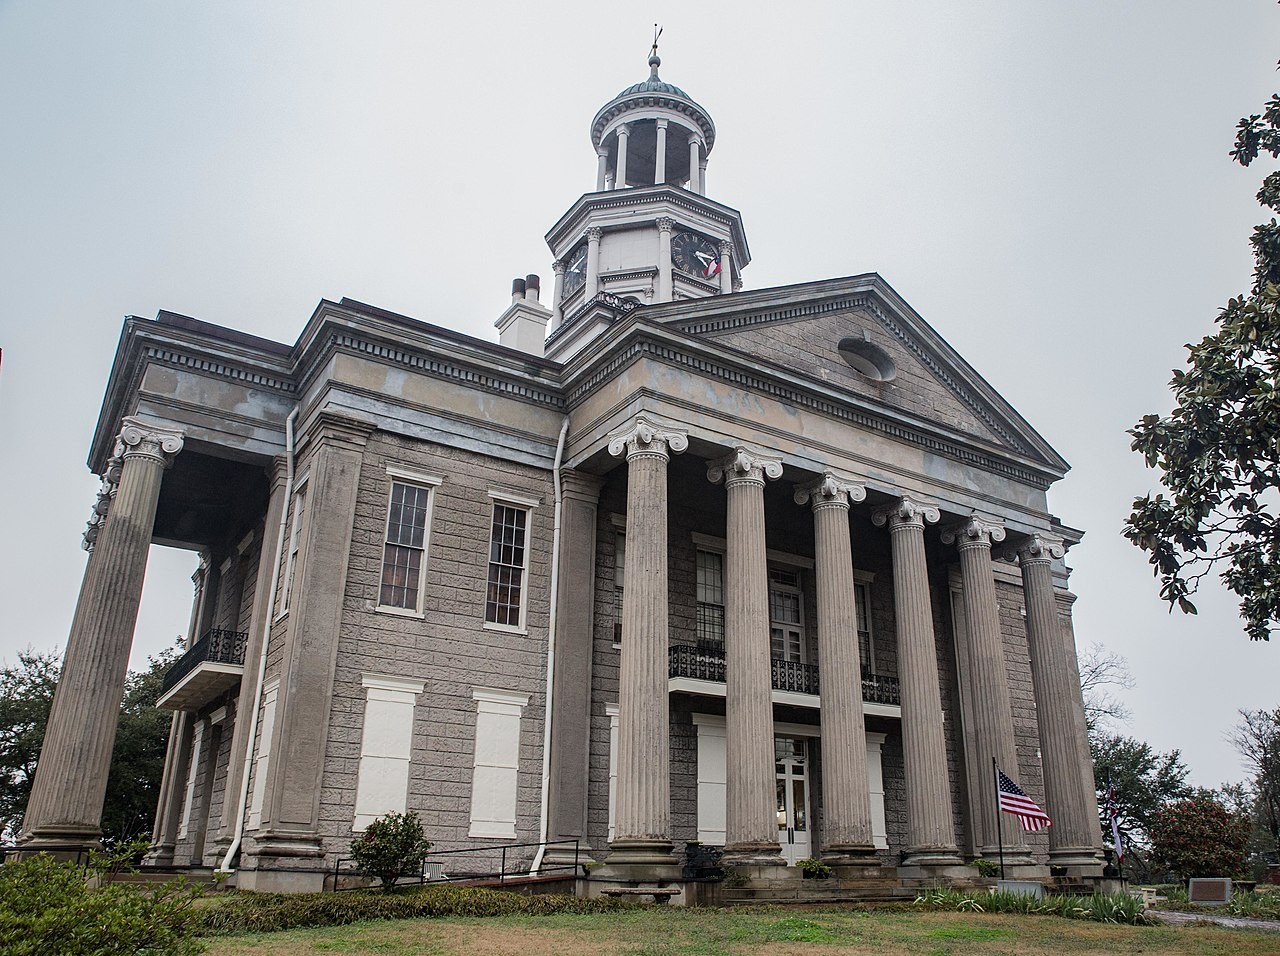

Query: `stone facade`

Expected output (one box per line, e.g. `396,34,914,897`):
21,47,1104,892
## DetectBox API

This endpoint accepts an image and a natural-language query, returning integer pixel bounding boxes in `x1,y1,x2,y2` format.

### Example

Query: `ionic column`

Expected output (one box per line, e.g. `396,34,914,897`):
656,217,674,302
604,417,687,866
1016,534,1103,871
22,418,184,850
147,554,212,864
543,471,605,866
550,259,566,329
615,124,630,189
718,240,733,295
699,157,708,194
215,458,289,853
795,473,878,865
871,498,961,865
942,514,1031,860
654,118,668,185
688,136,702,193
596,147,610,191
709,446,785,866
585,227,602,299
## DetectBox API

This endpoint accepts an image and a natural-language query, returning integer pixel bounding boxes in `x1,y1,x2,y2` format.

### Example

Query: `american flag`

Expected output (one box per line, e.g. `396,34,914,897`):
995,767,1052,832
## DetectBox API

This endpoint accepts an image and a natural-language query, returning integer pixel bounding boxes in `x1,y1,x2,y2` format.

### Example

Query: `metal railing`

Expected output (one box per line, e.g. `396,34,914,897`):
668,643,901,705
331,838,582,890
160,628,249,695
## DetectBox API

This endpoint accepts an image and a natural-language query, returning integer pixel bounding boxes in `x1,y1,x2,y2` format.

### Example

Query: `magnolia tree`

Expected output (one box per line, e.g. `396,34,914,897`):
1126,73,1280,641
1150,795,1250,881
350,811,432,893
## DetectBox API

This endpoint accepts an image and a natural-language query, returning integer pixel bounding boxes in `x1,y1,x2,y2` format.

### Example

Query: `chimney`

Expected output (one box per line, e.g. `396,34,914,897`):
524,274,541,303
511,277,526,304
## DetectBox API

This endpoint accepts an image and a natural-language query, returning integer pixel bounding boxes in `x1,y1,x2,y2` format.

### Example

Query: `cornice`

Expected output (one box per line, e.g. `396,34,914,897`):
563,325,1062,489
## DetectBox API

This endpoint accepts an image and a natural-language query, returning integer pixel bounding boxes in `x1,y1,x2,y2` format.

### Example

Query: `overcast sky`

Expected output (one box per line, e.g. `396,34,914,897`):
1,1,1276,791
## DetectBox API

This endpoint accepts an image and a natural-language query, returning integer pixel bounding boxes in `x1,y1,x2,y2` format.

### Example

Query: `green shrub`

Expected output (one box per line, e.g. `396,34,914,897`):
1151,796,1250,880
349,811,432,893
197,884,633,935
795,857,833,879
973,858,999,878
0,854,201,955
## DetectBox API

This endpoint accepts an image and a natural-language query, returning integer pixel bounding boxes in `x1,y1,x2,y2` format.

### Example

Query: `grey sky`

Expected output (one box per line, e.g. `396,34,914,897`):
1,1,1275,791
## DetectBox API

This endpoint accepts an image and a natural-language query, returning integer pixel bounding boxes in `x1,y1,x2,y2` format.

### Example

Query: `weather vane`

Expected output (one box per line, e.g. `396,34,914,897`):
651,24,662,58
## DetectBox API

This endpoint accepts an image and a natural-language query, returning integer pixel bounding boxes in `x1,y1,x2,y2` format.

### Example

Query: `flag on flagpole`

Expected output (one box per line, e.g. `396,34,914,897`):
995,767,1052,832
703,253,722,278
1106,780,1124,863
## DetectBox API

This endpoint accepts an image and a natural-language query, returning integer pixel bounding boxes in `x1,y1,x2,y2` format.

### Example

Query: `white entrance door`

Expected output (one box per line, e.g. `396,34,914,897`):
775,735,810,864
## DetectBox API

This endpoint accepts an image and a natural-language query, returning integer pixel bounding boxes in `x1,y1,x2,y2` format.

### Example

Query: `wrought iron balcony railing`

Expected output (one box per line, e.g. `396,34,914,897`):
161,628,248,696
668,642,901,706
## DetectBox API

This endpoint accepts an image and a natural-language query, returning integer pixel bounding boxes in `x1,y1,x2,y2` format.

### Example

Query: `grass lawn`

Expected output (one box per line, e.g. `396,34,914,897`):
200,906,1280,955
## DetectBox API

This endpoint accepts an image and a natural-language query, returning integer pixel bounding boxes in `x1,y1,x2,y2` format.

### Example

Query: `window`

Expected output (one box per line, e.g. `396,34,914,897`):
855,581,875,675
768,567,804,662
468,688,529,838
696,549,725,646
353,674,425,831
485,497,534,629
377,468,441,615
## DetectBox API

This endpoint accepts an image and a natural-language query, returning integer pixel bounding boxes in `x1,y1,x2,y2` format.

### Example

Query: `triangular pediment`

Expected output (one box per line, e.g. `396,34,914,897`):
650,275,1066,472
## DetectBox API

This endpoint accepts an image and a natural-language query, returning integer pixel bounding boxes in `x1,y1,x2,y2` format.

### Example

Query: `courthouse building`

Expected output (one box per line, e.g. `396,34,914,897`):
21,49,1104,893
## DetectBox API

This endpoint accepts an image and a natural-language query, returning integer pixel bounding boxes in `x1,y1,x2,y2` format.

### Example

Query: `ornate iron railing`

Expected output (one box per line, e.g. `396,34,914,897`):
161,627,248,695
668,643,901,705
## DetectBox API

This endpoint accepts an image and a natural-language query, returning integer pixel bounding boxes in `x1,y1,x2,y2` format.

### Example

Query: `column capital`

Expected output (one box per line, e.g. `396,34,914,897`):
116,417,185,467
616,123,631,136
707,446,782,487
794,471,866,510
718,239,735,257
551,259,566,275
586,226,603,241
560,469,604,503
1009,531,1066,564
607,416,688,463
656,216,675,233
596,146,610,158
871,496,940,531
655,117,668,129
941,513,1007,549
688,133,701,146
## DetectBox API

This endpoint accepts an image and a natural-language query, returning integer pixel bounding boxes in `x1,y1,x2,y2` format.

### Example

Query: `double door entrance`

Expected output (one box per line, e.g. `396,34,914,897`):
775,735,810,865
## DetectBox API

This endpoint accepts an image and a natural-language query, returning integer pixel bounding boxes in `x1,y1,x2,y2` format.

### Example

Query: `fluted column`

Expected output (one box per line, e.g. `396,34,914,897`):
709,446,785,866
656,218,674,303
688,136,701,193
795,473,878,864
942,514,1031,860
871,498,961,865
585,227,602,300
214,458,289,853
604,417,687,867
615,124,630,189
22,418,184,849
718,240,734,295
1016,534,1103,871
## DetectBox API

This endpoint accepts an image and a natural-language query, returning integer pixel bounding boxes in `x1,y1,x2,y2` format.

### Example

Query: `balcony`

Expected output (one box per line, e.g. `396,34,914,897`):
156,628,248,712
667,642,901,714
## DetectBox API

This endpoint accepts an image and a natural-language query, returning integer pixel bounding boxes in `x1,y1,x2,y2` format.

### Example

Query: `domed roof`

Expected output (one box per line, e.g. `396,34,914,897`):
616,56,691,99
591,53,716,152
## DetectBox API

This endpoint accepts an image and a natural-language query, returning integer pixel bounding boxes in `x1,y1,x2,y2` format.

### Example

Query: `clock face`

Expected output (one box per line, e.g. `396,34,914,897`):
671,232,722,279
562,244,588,298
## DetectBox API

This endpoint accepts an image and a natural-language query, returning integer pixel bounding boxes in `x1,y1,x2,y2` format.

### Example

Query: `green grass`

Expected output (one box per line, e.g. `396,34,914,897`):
199,904,1280,956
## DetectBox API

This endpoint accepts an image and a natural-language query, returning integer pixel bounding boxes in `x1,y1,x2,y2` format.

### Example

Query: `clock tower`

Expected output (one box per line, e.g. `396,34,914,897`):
541,47,751,360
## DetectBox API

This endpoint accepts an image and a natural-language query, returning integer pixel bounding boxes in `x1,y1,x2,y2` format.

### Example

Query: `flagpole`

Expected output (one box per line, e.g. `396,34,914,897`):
992,757,1005,881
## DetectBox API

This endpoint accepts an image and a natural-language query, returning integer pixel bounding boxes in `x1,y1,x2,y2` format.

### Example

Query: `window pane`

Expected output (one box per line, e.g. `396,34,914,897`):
379,481,431,609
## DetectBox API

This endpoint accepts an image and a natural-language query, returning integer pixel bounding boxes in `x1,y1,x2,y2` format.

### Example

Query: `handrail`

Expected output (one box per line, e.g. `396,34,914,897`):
160,627,248,695
667,643,901,705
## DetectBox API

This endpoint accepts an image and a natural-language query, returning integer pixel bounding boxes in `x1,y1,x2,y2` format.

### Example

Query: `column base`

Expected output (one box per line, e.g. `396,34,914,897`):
1048,846,1105,878
722,840,786,867
597,838,680,882
235,867,327,894
142,842,177,867
244,829,325,859
17,824,102,860
976,844,1038,869
901,844,964,868
822,843,882,868
541,841,595,875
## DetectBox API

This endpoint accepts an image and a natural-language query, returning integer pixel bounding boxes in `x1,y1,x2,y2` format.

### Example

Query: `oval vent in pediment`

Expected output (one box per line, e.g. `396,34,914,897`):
837,337,897,382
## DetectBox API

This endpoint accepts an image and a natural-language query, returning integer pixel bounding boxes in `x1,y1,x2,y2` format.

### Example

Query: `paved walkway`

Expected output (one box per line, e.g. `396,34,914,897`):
1149,908,1280,933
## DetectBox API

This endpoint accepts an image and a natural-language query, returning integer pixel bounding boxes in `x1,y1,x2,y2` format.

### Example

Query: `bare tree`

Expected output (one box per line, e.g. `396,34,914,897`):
1229,707,1280,857
1078,641,1135,732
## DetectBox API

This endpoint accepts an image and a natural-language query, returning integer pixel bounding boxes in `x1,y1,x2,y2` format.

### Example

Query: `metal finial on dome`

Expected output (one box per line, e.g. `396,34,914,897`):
649,24,662,74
